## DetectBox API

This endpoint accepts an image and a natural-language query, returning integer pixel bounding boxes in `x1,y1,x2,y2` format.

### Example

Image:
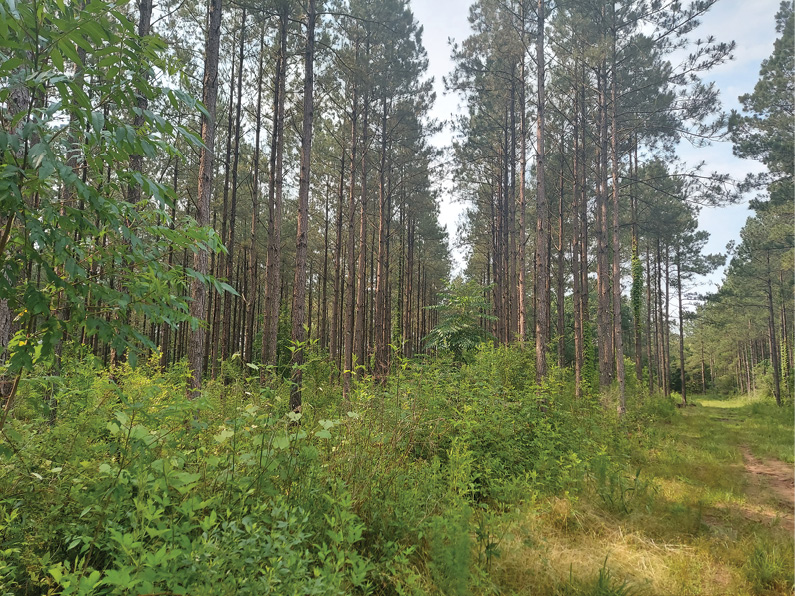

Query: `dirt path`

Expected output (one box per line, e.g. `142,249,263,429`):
740,446,795,533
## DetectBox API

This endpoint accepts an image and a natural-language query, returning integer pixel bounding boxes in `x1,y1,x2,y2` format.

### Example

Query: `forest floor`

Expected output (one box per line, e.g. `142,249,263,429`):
491,396,794,595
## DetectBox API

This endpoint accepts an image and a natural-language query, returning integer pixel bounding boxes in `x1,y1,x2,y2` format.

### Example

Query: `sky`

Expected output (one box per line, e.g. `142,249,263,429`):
410,0,784,293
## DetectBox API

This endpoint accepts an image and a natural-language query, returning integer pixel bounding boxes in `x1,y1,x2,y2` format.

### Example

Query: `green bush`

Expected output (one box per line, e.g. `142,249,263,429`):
1,385,375,594
0,343,667,595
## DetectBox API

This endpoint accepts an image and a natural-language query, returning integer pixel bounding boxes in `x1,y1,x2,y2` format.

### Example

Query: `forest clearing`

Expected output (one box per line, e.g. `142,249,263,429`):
0,0,793,593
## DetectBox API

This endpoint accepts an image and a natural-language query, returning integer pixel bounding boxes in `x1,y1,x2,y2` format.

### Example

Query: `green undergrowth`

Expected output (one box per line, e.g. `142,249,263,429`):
0,346,683,595
612,393,794,595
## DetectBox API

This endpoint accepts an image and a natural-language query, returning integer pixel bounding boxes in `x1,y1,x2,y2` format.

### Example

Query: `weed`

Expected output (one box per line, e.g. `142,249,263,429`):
743,535,794,594
590,453,653,515
557,559,639,596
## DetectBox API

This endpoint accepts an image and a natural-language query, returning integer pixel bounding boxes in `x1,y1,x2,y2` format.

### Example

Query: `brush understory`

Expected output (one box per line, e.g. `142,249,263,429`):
1,347,793,595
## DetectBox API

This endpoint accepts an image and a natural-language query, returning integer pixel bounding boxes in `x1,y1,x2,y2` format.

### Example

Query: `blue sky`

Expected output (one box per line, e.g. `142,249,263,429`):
411,0,783,293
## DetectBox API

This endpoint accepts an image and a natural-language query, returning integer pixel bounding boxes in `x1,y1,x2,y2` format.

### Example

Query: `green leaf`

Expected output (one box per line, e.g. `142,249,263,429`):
214,428,233,443
57,38,81,65
273,435,290,450
50,47,64,71
91,110,104,134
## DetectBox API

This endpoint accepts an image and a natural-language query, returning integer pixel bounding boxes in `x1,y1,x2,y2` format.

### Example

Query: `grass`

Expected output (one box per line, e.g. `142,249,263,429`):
4,351,792,595
490,393,794,595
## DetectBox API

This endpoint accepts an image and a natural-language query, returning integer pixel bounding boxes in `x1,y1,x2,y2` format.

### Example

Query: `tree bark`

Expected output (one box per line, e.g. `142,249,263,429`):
320,179,330,351
646,241,654,392
160,162,177,370
188,0,222,397
534,0,549,381
610,16,625,414
656,239,665,393
677,247,686,405
221,8,246,370
126,0,152,205
211,34,236,379
518,26,528,345
571,62,582,397
262,9,288,373
766,251,782,406
290,0,316,413
374,96,390,384
596,61,613,389
631,138,643,382
343,67,359,399
556,135,565,368
330,145,345,375
245,30,265,365
509,72,518,340
404,218,415,358
354,75,370,378
664,244,671,396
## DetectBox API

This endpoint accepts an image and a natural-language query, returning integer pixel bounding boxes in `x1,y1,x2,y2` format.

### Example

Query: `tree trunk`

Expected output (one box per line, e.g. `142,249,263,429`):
290,0,316,413
677,248,686,405
610,21,625,414
556,134,565,368
262,9,288,373
49,0,91,420
502,109,510,344
307,259,314,340
534,0,549,381
766,251,782,406
404,218,415,358
578,62,589,391
631,138,643,382
320,179,330,351
596,61,612,389
509,73,518,340
188,0,222,397
655,239,664,393
330,146,345,375
245,29,264,365
495,157,504,343
222,8,246,371
343,68,359,399
571,62,582,397
518,31,528,344
354,80,369,378
126,0,152,205
664,244,671,396
374,96,390,384
368,215,376,357
205,211,218,377
160,163,178,370
211,36,236,379
779,271,792,382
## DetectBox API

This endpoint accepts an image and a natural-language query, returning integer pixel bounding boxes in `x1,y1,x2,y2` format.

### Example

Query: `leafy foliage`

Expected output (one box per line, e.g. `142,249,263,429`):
0,344,673,594
0,0,224,374
424,279,495,361
729,1,794,209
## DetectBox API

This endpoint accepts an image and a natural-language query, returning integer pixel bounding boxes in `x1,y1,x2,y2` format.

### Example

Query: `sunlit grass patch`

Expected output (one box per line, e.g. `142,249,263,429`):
742,534,795,595
489,494,755,596
504,395,794,595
